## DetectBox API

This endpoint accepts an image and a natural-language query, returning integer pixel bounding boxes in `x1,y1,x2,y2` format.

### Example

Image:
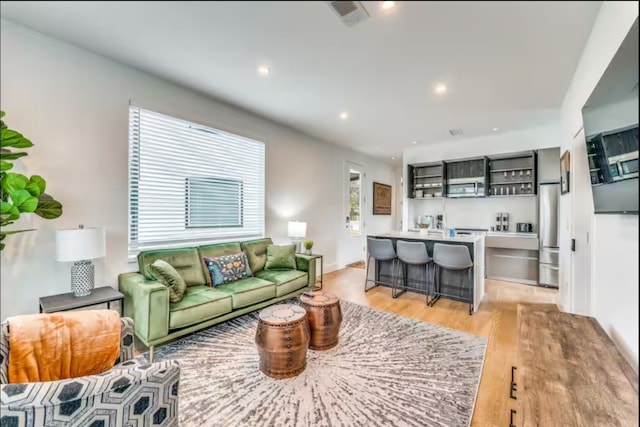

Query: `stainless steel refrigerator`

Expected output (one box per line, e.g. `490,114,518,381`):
538,182,560,287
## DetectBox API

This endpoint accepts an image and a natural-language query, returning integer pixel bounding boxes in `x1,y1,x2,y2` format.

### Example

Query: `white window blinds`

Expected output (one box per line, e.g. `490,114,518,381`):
128,106,265,257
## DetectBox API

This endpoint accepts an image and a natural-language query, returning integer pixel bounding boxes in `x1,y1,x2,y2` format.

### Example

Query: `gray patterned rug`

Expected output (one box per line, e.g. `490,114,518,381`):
154,300,487,427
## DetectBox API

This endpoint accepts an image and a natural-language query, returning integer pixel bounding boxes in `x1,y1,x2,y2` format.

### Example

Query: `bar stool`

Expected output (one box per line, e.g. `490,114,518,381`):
431,243,474,315
364,238,398,292
395,240,432,302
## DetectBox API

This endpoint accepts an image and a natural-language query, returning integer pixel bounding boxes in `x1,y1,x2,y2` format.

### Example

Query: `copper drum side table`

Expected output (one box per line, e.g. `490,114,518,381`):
255,304,310,379
299,291,342,350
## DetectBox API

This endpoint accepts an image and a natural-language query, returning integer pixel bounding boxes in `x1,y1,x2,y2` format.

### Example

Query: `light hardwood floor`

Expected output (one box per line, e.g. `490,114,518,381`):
322,266,558,427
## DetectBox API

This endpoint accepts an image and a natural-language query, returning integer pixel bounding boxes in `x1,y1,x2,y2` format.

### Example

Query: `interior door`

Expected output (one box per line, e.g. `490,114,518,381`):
571,129,593,315
344,161,365,265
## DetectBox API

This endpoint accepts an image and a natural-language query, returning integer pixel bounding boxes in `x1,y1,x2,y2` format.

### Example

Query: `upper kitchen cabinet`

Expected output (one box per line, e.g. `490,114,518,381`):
537,147,561,183
407,162,445,199
444,157,488,198
487,151,537,197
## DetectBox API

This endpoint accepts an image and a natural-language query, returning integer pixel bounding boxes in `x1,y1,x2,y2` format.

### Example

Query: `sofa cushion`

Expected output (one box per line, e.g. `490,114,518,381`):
169,286,233,329
138,248,207,287
215,277,276,309
203,252,253,287
255,270,308,297
265,244,297,270
148,259,187,303
198,243,243,285
240,238,273,273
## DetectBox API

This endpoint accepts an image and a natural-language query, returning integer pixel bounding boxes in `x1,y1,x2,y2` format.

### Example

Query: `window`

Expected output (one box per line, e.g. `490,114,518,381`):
128,106,265,257
185,177,243,228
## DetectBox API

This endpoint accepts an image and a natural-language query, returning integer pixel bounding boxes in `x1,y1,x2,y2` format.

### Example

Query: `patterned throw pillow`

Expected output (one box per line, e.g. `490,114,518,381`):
148,259,187,303
265,244,297,270
204,252,253,287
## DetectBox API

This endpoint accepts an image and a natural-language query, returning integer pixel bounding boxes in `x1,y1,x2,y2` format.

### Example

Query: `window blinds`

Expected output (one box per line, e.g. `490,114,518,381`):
128,106,265,257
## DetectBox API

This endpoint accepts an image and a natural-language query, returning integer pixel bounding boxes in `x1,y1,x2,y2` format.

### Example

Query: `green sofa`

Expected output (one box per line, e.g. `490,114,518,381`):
118,238,315,353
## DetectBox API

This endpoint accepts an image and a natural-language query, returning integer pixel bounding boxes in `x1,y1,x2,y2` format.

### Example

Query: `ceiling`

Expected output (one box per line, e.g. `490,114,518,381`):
584,18,638,109
1,1,602,162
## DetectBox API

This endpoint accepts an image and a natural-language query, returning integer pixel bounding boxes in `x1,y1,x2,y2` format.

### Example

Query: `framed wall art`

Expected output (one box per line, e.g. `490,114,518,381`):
373,182,392,215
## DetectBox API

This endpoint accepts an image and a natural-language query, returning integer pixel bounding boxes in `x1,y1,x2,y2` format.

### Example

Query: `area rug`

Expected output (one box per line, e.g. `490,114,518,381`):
154,300,487,427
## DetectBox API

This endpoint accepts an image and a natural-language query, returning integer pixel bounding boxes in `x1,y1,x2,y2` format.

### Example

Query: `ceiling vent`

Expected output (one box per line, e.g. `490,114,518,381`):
449,128,464,136
327,1,369,27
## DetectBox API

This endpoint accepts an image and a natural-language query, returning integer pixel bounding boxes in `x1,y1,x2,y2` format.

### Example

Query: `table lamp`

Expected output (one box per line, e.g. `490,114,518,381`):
287,221,307,253
56,225,106,297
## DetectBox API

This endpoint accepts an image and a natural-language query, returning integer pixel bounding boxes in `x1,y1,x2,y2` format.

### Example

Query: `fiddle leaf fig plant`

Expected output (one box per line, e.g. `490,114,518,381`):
0,111,63,250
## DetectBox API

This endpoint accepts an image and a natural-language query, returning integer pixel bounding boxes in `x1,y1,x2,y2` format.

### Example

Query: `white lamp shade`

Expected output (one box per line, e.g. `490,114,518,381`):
56,227,106,262
287,221,307,238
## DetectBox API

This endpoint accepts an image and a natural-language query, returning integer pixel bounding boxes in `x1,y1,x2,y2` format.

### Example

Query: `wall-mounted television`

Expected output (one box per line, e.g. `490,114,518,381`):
581,19,638,215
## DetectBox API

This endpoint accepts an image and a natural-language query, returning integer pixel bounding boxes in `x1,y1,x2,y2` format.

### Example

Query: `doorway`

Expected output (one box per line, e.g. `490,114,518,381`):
344,161,365,266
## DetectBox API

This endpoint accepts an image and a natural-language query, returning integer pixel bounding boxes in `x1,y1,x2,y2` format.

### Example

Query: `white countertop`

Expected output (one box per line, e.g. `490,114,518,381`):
370,231,484,243
486,231,538,238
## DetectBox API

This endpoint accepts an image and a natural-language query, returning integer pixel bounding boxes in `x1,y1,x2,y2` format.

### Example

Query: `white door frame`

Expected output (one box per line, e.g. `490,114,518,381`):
343,160,366,265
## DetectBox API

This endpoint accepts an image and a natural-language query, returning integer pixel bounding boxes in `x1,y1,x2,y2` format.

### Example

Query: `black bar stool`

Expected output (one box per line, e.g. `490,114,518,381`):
364,238,398,292
431,243,474,314
395,240,432,302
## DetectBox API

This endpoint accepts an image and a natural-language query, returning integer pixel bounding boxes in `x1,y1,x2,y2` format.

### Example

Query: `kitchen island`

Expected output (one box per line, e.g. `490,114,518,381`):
367,231,485,313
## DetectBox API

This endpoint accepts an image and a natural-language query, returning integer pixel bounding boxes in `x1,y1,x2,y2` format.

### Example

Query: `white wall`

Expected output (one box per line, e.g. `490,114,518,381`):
402,123,561,231
409,197,537,232
557,2,638,371
0,20,395,319
583,96,638,137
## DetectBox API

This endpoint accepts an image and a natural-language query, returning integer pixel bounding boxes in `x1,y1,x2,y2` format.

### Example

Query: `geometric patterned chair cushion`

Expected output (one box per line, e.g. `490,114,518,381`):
0,317,180,427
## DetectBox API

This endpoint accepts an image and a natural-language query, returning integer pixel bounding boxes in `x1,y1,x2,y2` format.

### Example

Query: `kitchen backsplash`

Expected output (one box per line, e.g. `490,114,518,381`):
409,197,537,231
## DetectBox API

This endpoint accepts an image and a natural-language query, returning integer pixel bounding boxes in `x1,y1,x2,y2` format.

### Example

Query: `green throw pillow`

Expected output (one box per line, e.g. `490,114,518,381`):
148,259,187,303
265,244,297,270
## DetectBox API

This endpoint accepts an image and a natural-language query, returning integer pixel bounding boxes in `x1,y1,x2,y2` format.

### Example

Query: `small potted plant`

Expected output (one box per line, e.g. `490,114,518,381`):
303,239,314,255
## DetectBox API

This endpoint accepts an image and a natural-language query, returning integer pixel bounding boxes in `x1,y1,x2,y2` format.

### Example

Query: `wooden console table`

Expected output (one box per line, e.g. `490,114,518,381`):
514,304,638,426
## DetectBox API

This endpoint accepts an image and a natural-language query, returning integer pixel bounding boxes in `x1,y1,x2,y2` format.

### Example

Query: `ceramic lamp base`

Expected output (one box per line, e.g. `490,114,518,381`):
71,260,94,297
291,239,302,253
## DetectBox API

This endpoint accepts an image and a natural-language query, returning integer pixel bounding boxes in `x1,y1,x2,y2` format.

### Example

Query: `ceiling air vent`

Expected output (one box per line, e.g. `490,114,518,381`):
449,128,464,136
327,1,370,27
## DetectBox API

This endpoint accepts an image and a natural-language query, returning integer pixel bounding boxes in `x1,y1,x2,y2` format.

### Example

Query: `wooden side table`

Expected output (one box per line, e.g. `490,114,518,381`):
39,286,125,315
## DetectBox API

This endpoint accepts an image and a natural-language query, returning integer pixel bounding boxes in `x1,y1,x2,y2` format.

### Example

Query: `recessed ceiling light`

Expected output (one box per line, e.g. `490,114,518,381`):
340,112,349,120
412,140,419,144
492,128,499,132
382,1,395,9
434,84,447,95
257,65,271,76
391,156,396,160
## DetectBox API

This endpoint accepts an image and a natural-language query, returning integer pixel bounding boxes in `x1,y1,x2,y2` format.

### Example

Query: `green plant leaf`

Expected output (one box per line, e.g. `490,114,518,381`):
29,175,46,195
1,129,34,148
1,160,12,171
0,111,5,118
1,202,20,221
25,182,41,197
1,229,35,235
35,196,62,219
10,189,38,212
1,201,20,221
0,150,28,161
2,173,28,193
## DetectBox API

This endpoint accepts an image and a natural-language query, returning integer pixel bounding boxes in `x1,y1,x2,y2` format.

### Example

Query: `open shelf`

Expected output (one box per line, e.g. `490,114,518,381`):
414,174,442,179
491,181,534,185
490,167,533,173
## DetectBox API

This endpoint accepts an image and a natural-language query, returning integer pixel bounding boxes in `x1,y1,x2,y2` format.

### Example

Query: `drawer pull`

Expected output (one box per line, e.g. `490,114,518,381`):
510,366,517,400
509,409,517,427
